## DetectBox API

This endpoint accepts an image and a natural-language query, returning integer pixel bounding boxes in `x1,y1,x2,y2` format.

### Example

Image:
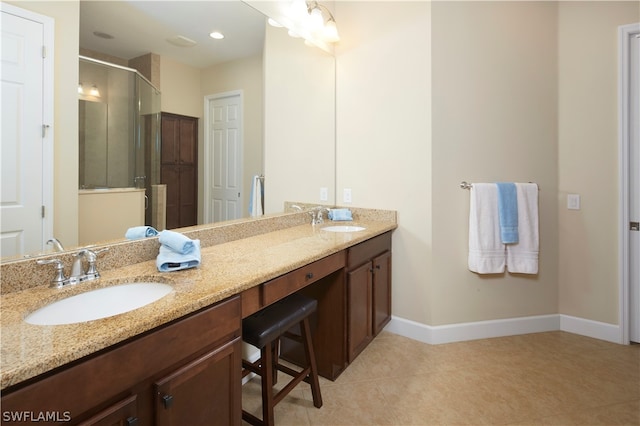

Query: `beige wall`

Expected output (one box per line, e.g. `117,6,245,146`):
335,1,432,322
8,0,80,248
263,24,336,213
159,56,202,118
335,1,638,328
431,1,559,325
558,2,639,324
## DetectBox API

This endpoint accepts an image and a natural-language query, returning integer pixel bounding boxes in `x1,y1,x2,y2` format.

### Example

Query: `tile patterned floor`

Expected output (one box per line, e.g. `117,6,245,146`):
241,331,640,425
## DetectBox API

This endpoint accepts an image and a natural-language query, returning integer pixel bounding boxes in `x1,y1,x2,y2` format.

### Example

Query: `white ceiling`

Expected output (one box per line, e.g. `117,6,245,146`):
79,1,266,69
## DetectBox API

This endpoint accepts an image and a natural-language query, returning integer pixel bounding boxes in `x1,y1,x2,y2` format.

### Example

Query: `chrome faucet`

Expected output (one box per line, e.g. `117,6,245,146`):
46,238,65,252
291,205,303,212
69,248,108,283
309,206,330,225
38,248,109,287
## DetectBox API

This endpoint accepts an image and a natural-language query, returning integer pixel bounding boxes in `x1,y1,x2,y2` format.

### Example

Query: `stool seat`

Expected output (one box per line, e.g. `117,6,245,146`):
241,292,322,426
243,293,317,349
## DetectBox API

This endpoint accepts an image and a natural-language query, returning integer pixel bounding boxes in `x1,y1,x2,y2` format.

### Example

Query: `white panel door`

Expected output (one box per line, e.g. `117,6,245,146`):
1,9,45,257
208,93,243,223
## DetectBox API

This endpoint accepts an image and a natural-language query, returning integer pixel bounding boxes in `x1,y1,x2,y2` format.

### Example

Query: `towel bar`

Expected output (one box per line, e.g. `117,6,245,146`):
460,181,539,190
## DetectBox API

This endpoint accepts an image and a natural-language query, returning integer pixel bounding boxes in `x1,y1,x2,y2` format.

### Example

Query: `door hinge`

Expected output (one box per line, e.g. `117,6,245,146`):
42,46,46,58
42,124,50,138
631,222,639,231
41,206,45,218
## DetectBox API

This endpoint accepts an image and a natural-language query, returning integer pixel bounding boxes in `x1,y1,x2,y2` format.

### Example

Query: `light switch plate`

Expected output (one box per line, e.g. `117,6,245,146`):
320,187,328,201
343,188,352,204
567,194,581,210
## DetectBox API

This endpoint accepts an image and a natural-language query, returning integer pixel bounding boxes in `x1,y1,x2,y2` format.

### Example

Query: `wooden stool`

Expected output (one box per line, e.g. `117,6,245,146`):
241,293,323,426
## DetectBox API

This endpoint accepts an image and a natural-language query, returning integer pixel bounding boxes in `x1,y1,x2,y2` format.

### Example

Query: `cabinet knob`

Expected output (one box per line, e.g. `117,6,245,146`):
126,417,139,426
306,272,314,280
162,394,174,409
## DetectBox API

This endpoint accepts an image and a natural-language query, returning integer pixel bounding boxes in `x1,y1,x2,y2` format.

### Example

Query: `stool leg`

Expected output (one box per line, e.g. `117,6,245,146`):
301,317,323,408
271,338,279,385
261,341,276,426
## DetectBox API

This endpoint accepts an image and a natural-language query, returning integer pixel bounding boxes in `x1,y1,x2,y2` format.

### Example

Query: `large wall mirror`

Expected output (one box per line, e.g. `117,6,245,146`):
3,0,336,261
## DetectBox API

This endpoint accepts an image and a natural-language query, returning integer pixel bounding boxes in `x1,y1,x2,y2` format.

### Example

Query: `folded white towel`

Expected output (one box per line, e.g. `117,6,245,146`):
506,183,539,274
468,183,506,274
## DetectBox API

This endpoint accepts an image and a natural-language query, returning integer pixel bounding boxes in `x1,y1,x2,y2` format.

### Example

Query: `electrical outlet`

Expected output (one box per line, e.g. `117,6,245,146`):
320,187,328,201
567,194,581,210
343,188,352,204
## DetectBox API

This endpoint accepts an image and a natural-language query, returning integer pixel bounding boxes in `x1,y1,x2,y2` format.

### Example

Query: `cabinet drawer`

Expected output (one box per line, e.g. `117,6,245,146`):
1,296,241,422
262,251,346,306
347,232,392,269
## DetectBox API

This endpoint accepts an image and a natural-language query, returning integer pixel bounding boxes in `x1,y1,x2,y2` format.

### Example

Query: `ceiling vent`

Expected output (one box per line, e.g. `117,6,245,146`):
166,35,197,48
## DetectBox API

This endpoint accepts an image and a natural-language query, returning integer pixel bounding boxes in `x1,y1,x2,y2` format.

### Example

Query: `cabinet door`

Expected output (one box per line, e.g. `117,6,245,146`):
161,115,180,164
372,251,392,336
154,337,242,426
161,113,198,228
179,164,197,227
347,262,373,363
78,395,138,426
178,118,197,165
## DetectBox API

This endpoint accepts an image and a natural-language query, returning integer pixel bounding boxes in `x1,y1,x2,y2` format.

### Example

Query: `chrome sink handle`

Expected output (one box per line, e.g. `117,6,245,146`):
83,248,109,280
37,259,67,288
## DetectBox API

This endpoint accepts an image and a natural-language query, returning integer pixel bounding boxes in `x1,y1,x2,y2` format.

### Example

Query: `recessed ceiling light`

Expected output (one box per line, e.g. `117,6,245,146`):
209,31,224,40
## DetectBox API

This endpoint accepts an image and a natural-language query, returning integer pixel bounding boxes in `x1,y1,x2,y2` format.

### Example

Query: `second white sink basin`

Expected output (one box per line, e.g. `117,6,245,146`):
322,226,366,233
25,282,173,326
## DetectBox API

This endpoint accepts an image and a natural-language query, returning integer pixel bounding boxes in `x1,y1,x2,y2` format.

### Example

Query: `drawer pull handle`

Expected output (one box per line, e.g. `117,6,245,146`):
306,272,314,280
162,394,174,409
126,417,139,426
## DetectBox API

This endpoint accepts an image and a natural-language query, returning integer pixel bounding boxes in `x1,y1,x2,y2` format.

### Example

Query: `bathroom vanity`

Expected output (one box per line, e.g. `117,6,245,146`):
0,210,395,425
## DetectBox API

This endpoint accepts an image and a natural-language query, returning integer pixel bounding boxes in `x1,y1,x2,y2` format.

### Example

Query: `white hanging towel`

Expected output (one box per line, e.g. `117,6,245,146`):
506,183,539,274
468,183,506,274
249,175,263,217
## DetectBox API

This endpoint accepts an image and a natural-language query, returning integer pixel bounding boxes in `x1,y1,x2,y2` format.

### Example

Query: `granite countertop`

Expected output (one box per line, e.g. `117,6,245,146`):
0,220,396,390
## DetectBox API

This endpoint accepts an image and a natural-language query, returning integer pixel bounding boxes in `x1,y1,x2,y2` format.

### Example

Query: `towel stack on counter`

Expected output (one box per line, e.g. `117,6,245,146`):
328,208,353,221
468,182,539,275
156,230,201,272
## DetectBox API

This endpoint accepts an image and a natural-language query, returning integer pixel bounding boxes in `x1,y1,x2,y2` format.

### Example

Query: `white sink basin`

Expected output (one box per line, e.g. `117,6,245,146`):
25,282,173,326
322,226,366,233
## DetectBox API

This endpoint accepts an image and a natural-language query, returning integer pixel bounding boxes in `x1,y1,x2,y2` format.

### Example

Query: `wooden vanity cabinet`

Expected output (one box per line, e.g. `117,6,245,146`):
346,232,392,362
1,296,242,426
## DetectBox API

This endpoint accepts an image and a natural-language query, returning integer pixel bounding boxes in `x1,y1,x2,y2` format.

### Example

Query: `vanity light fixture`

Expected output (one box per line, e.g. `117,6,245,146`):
89,85,101,98
288,0,340,43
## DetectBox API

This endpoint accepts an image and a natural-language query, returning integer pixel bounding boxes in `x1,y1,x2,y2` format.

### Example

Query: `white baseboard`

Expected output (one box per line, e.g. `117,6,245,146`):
385,314,622,345
559,314,622,344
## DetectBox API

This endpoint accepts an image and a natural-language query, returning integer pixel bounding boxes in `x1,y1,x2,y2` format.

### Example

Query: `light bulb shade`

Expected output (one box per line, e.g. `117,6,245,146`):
323,20,340,42
309,7,324,31
290,0,307,18
89,85,100,97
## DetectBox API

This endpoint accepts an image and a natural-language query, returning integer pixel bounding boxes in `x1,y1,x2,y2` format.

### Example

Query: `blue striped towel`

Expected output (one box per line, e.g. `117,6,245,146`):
496,183,518,244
